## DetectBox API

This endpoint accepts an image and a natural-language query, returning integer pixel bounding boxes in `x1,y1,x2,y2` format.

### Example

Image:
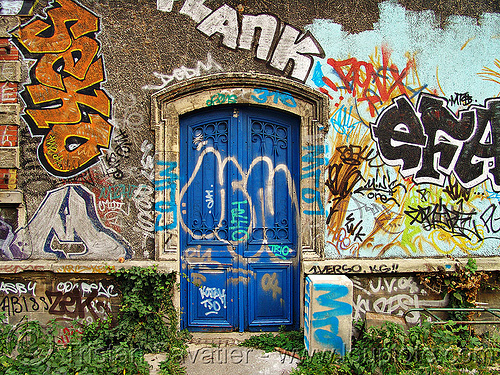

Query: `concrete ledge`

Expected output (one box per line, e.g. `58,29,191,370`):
304,257,500,275
0,190,22,204
1,257,499,275
0,260,178,274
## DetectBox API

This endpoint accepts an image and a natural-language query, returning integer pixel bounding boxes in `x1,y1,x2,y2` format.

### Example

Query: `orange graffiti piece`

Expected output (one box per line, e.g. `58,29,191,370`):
14,0,111,177
35,36,100,89
325,145,369,226
41,114,112,174
17,0,98,54
26,57,110,129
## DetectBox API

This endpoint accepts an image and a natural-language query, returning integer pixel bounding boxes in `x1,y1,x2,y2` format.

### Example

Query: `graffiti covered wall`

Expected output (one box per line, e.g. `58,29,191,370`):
0,272,119,327
1,0,500,265
0,0,499,337
307,2,500,258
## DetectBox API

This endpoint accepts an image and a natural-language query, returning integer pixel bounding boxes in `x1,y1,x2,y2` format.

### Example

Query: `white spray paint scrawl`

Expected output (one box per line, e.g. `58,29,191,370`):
143,52,223,91
156,0,324,82
3,185,132,260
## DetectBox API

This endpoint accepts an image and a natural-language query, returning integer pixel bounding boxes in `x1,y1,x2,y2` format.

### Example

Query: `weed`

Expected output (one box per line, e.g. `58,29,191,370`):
0,266,190,375
239,326,305,354
0,316,150,374
418,258,497,321
291,321,500,375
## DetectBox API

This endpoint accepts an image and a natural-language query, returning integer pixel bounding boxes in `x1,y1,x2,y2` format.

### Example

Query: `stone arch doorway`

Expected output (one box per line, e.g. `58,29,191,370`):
151,73,328,331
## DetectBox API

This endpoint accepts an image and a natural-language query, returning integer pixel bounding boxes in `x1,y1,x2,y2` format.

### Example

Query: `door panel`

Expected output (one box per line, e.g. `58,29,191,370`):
180,106,299,331
248,263,293,327
186,264,235,328
245,112,298,259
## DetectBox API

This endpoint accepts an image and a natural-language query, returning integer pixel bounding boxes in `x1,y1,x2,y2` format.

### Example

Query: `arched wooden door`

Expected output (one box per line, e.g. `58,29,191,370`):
179,105,300,331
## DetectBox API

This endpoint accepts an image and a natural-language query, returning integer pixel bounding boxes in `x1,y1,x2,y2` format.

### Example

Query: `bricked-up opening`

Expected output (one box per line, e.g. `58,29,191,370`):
0,169,16,190
0,190,24,260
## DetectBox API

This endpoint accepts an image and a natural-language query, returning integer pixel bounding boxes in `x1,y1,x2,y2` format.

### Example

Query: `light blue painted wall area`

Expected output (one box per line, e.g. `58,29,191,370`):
304,1,500,258
308,2,500,100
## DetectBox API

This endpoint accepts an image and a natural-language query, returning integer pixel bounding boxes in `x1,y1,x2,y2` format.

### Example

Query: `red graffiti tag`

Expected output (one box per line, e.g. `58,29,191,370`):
324,46,414,117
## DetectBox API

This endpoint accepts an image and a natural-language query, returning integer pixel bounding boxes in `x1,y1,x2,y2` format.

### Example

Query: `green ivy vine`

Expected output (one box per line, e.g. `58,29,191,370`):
0,266,190,375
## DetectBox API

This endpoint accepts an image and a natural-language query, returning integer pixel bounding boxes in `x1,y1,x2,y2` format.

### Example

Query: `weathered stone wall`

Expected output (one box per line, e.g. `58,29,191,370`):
0,271,119,327
0,0,499,333
0,0,498,261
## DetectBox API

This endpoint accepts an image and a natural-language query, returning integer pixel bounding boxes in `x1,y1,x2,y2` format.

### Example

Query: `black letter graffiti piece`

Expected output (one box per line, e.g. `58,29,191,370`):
341,264,352,273
461,93,473,106
0,296,10,316
404,199,482,241
345,213,365,241
368,265,379,272
449,93,460,106
449,92,473,107
404,204,435,229
379,264,390,273
39,296,49,310
11,296,23,315
308,266,318,274
480,204,500,234
415,94,475,185
22,296,28,312
454,99,500,190
373,95,500,191
370,95,427,177
351,265,362,273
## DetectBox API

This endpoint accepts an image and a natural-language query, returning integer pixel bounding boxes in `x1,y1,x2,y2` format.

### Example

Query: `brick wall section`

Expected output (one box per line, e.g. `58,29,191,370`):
0,169,16,190
0,35,19,190
0,124,17,147
0,38,19,61
0,82,18,104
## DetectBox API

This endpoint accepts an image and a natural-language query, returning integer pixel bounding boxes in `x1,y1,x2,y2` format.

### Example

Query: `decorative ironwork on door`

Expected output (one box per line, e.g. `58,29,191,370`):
179,106,300,331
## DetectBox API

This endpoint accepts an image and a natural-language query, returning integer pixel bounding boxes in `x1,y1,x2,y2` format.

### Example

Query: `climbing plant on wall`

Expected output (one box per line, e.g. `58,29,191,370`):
419,258,499,320
0,266,190,374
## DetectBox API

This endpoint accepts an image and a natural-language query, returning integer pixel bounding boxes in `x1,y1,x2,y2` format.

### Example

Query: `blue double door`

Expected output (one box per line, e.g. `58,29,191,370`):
179,105,300,331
